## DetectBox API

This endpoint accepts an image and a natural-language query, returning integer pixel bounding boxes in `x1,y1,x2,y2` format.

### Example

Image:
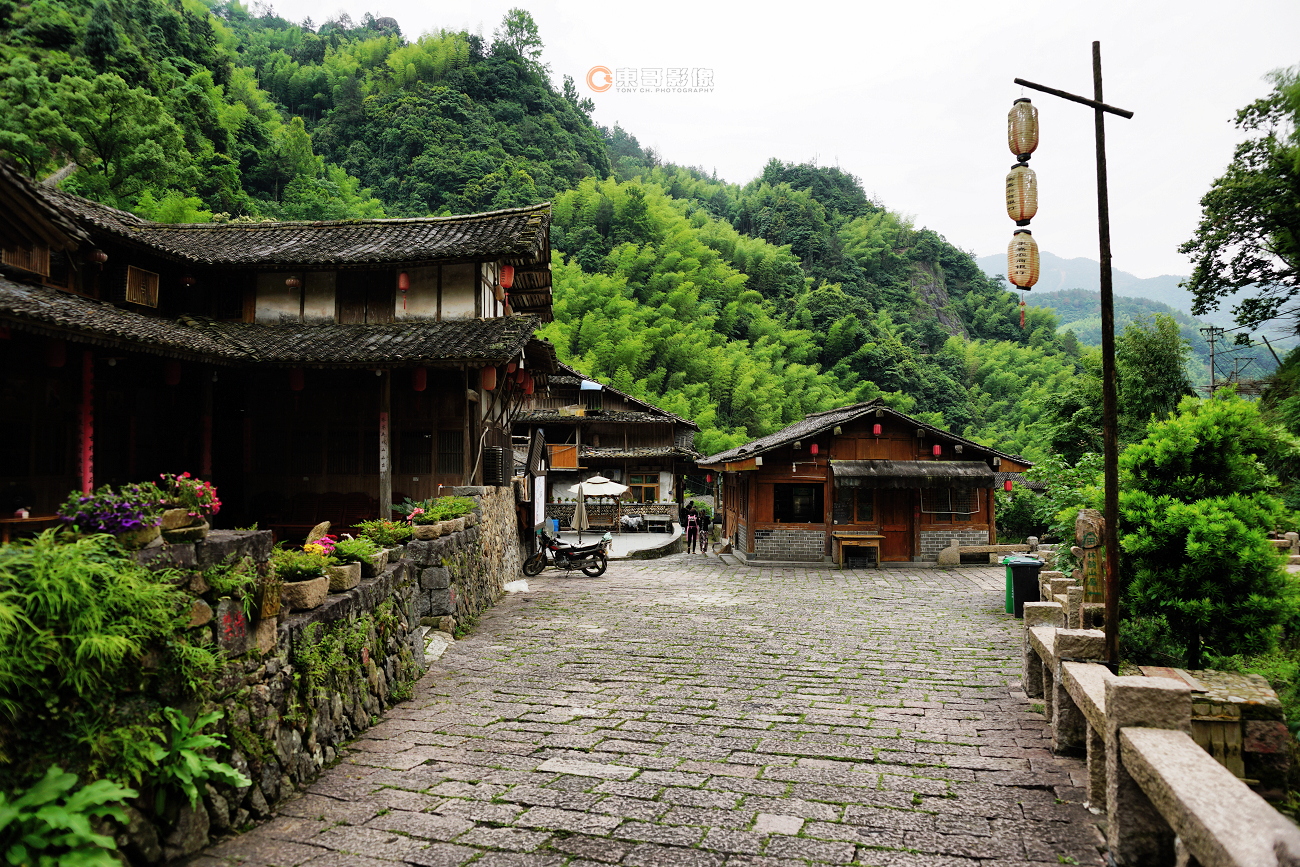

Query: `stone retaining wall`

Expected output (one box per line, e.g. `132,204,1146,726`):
919,528,988,561
751,527,824,561
735,523,746,556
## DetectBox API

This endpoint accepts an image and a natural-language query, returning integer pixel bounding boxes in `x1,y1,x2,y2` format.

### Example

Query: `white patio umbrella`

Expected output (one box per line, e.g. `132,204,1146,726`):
568,476,629,536
570,482,591,542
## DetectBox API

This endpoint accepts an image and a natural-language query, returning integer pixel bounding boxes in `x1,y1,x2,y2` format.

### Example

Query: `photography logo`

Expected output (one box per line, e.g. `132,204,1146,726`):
585,66,714,94
586,66,613,92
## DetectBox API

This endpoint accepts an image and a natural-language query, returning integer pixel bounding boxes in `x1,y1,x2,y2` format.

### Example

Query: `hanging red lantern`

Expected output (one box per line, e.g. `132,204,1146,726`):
872,423,882,436
285,275,301,290
1005,164,1038,226
1007,229,1039,289
810,443,819,456
933,444,942,457
1004,479,1014,492
412,367,427,392
507,362,517,373
289,368,305,391
87,249,108,269
500,265,514,289
164,360,182,386
1008,98,1039,160
514,369,527,384
397,272,410,291
524,376,535,395
481,365,497,391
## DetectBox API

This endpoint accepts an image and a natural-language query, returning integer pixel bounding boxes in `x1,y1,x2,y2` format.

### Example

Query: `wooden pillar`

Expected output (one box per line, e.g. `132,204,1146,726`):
988,486,997,544
80,349,93,493
201,377,213,478
379,370,392,519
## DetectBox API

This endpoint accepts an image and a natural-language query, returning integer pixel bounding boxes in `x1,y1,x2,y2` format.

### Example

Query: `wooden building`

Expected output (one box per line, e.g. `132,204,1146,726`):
513,362,701,527
0,160,556,533
698,400,1032,565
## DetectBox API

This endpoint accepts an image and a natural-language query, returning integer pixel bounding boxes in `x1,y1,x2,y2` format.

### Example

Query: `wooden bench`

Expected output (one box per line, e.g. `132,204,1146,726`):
832,532,884,568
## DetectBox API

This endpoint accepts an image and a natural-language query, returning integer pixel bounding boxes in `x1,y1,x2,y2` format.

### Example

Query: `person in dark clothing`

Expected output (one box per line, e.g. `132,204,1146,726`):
685,504,700,554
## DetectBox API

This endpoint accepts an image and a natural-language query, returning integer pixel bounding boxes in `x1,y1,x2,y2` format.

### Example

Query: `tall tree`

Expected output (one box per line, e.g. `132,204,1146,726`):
1182,65,1300,330
0,57,75,177
83,1,120,71
492,8,545,73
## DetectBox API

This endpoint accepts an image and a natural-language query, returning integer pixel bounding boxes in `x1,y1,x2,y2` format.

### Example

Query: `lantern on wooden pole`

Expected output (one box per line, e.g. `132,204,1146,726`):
1005,164,1037,225
1007,229,1039,328
1007,99,1039,160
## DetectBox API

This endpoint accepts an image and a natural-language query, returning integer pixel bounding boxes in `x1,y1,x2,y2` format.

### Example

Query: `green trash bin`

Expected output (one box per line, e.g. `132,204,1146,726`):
1007,556,1044,619
1001,556,1014,614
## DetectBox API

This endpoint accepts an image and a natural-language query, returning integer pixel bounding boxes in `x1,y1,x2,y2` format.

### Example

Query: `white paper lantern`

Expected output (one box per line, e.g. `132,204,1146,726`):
1005,163,1037,226
1008,99,1039,160
1007,229,1039,289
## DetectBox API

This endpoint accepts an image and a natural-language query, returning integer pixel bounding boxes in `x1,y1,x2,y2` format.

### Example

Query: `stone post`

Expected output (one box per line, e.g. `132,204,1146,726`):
1023,602,1064,699
1287,531,1299,556
1105,677,1192,866
1076,509,1105,604
1052,629,1104,755
1040,570,1066,602
1067,586,1084,629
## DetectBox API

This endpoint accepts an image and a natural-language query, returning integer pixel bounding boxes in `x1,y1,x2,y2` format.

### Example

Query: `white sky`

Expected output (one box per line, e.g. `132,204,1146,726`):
268,0,1300,279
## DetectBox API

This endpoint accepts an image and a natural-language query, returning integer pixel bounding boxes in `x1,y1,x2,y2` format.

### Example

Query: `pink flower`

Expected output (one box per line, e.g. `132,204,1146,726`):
407,507,425,520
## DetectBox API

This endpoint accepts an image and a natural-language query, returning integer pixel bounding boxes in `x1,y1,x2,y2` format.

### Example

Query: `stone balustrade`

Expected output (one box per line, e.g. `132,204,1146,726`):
1022,603,1300,866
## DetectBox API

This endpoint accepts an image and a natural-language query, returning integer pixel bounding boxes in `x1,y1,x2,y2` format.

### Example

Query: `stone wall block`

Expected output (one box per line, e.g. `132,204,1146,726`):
1054,628,1105,660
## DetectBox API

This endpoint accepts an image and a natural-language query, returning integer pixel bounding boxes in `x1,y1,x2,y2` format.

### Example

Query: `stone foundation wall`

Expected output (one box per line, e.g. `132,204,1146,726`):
752,527,824,561
919,528,989,562
735,523,746,556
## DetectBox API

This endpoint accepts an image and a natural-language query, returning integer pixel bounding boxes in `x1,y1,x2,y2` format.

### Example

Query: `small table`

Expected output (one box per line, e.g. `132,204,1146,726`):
832,532,885,568
644,513,671,533
0,515,60,544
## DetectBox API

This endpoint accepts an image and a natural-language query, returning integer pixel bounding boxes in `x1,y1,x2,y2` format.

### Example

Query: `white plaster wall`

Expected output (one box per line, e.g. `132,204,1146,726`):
255,272,299,323
442,263,475,319
660,470,674,503
395,265,439,320
303,271,335,323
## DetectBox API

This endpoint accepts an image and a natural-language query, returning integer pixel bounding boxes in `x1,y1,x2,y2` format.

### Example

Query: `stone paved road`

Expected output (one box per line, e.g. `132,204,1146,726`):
190,555,1106,867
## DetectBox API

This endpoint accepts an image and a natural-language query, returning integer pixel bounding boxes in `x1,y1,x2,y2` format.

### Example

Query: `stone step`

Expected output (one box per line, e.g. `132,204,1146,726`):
1291,555,1300,566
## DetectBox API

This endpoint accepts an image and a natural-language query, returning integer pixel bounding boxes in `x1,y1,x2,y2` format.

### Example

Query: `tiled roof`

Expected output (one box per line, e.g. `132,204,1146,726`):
579,446,700,460
996,471,1046,491
189,316,541,366
0,277,240,360
0,277,546,366
699,399,1031,466
37,190,551,270
546,362,699,430
517,410,681,425
0,160,90,250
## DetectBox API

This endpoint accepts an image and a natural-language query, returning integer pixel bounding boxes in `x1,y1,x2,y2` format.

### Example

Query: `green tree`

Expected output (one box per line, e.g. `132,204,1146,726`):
1182,65,1300,329
0,57,75,177
1119,391,1295,668
492,8,545,73
83,0,120,71
1116,313,1195,439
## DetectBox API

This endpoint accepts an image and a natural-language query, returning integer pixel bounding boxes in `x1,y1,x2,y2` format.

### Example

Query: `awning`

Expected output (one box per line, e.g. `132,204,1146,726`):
580,379,603,391
831,460,995,489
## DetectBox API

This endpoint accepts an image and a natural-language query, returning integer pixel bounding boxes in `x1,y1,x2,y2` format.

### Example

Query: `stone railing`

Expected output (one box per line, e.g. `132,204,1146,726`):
1022,602,1300,866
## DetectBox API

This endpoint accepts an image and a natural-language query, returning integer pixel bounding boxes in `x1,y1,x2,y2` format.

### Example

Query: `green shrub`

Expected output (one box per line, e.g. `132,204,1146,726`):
355,519,411,546
147,708,249,814
331,536,378,565
994,486,1047,543
270,547,330,581
0,765,135,867
395,495,476,525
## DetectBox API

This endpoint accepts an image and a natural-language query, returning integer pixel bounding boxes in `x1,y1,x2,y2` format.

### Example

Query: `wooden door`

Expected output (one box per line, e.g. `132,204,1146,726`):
878,490,913,561
336,272,366,324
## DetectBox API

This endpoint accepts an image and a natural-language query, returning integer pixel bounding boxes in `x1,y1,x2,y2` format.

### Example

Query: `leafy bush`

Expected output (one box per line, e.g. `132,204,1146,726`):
158,472,221,519
147,708,249,813
1120,391,1297,668
270,547,330,582
355,519,412,546
56,482,166,535
331,536,378,565
0,765,136,867
395,496,476,525
993,485,1047,543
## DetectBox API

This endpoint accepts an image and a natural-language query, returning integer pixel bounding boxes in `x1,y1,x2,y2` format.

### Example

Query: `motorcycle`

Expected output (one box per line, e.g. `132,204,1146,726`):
522,530,612,577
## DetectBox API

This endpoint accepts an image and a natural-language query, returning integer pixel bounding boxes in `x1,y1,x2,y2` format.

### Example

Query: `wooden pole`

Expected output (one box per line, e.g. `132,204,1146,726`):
80,350,93,494
1093,41,1121,673
201,376,213,478
379,371,392,520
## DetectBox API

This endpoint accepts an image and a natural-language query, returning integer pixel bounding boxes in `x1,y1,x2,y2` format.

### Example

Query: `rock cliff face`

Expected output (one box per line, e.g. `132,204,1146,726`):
911,261,969,340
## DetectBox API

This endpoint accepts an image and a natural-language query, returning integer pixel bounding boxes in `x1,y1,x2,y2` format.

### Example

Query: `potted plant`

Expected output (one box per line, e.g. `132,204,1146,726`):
56,482,166,549
272,547,331,611
158,472,221,541
395,496,477,540
331,536,382,583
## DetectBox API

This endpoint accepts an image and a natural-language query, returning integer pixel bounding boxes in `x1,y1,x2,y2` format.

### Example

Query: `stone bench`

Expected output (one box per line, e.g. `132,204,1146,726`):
937,541,1032,566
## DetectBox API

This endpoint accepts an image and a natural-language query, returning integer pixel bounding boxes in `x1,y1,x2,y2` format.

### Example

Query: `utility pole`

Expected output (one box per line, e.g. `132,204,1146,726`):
1015,42,1133,673
1200,326,1224,391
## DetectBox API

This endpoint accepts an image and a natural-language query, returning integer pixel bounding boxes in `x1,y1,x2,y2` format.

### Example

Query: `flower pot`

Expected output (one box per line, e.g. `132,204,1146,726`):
327,562,361,592
280,576,329,611
411,523,441,541
117,524,161,550
362,549,389,578
163,520,209,543
161,508,194,531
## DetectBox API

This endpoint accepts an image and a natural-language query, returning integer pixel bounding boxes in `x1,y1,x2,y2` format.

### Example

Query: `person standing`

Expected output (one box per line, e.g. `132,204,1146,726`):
685,504,700,554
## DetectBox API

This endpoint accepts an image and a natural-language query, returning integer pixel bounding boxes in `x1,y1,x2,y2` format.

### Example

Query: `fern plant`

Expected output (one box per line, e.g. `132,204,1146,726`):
148,708,250,814
0,765,135,867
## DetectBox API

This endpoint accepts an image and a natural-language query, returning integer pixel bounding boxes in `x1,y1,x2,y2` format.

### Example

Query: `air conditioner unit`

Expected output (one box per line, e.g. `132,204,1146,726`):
482,446,511,487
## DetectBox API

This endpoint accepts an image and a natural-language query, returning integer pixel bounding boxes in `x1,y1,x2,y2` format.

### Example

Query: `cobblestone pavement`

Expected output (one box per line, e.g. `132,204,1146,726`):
191,555,1106,867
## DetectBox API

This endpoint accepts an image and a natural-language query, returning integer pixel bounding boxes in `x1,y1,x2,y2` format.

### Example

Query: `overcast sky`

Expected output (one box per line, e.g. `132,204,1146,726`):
268,0,1299,280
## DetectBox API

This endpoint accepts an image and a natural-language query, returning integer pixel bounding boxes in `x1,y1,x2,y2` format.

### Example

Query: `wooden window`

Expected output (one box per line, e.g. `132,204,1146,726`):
584,389,602,411
2,244,50,276
628,473,658,503
834,486,875,523
399,431,432,474
47,250,71,287
327,430,360,475
437,430,463,475
921,488,979,521
548,443,579,469
774,483,823,523
126,265,160,307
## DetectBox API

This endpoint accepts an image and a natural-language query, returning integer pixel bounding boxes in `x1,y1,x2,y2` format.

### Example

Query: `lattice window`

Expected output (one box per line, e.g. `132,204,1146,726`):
920,488,979,519
437,430,463,475
2,244,50,276
126,265,160,307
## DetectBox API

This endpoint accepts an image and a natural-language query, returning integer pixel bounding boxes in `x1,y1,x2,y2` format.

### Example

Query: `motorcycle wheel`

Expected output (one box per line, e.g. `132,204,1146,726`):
581,552,608,577
522,551,546,576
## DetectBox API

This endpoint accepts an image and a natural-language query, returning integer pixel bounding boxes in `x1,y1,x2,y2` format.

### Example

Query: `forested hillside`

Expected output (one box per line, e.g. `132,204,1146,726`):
1,1,1106,458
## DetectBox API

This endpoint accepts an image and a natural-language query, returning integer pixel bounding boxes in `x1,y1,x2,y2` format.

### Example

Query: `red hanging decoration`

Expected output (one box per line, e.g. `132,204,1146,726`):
1004,479,1014,492
481,365,497,391
412,367,427,392
706,474,713,483
289,368,305,391
932,444,942,456
507,362,517,373
500,265,514,289
810,443,819,456
872,423,882,436
398,272,409,310
1020,298,1026,329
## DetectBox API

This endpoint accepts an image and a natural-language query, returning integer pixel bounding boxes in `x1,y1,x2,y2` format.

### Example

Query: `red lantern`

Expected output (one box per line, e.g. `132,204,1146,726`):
164,360,182,386
397,272,410,291
507,362,517,373
872,423,882,436
412,367,427,392
932,444,942,457
500,265,514,289
706,474,713,484
481,365,497,391
289,369,305,391
285,275,301,290
524,376,534,395
810,443,819,456
1004,479,1014,492
514,369,527,384
87,249,108,269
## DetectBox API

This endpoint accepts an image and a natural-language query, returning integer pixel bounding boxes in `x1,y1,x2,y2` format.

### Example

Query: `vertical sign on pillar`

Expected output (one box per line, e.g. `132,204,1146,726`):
1075,508,1105,603
81,350,93,493
379,370,392,520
